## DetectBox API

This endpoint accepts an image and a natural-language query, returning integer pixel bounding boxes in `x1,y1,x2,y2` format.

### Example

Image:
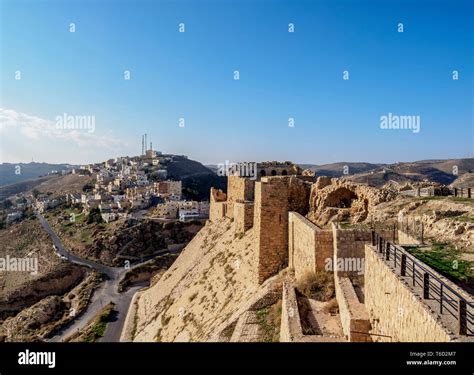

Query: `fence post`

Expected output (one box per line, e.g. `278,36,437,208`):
400,254,407,276
378,236,383,253
371,230,375,246
454,188,458,197
412,262,416,286
468,188,471,199
458,299,467,335
385,242,390,261
439,284,443,314
423,273,430,299
421,222,424,244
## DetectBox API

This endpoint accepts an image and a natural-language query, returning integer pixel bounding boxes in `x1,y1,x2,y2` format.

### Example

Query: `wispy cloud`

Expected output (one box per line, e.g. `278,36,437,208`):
0,108,128,149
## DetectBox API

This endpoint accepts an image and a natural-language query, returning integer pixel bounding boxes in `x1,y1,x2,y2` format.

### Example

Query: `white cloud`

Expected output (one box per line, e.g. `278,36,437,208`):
0,108,128,149
0,108,133,164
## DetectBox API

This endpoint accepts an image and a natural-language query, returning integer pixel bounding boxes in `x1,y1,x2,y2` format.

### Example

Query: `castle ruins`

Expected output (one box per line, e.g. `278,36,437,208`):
207,163,473,342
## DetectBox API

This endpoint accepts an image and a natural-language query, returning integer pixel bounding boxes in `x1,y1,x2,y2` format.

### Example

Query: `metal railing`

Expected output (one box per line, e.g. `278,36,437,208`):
371,231,473,336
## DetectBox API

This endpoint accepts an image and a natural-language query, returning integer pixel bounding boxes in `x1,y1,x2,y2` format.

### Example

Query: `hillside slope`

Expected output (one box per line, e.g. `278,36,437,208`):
0,162,74,187
302,158,474,187
130,217,279,342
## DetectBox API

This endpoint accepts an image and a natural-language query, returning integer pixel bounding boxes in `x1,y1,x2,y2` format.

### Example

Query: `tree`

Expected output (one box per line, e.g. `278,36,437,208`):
86,207,103,224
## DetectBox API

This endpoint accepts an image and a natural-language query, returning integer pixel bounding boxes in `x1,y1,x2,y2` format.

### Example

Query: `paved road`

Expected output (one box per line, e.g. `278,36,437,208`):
48,278,148,342
102,282,148,342
47,277,117,342
36,211,117,279
35,211,148,342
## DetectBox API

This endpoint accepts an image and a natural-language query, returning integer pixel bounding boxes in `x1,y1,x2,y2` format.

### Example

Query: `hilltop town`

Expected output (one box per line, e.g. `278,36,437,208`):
1,146,216,228
0,146,221,341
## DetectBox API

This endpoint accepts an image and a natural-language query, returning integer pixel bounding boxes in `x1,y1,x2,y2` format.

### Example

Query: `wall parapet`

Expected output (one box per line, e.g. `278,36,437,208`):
332,223,370,278
209,187,227,221
365,239,466,342
370,232,473,339
288,212,333,283
335,276,371,342
234,201,254,233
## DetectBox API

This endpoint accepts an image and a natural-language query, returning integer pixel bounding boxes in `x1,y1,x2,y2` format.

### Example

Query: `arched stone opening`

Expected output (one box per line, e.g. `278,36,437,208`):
325,187,358,208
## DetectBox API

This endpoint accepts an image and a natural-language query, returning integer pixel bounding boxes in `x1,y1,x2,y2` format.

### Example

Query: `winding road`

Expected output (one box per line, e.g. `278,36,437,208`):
35,211,148,342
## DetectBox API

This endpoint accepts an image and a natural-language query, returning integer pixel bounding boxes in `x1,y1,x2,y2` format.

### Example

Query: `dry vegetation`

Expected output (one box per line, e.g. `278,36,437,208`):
67,302,116,342
295,271,335,302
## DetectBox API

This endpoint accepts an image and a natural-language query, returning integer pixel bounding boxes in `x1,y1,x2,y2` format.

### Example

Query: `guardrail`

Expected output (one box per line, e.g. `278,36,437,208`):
371,231,473,336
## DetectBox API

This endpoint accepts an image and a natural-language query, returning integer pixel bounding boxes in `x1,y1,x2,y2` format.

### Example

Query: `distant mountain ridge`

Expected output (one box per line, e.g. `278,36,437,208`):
299,158,474,187
2,158,472,197
0,162,74,187
299,162,383,177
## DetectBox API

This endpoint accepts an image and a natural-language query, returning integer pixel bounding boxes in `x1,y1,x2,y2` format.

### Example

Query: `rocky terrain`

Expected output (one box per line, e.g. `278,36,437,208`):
45,205,202,266
370,196,474,255
0,271,101,342
0,218,87,323
307,177,397,227
0,219,61,296
0,262,85,320
305,175,473,257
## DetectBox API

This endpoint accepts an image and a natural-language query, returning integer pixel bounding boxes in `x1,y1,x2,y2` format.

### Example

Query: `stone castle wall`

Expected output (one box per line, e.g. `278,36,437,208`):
253,176,311,284
280,281,345,342
280,281,304,342
364,244,454,342
209,187,227,221
334,275,371,342
332,225,371,278
210,175,311,285
226,176,255,219
254,178,290,284
234,201,254,233
288,212,333,283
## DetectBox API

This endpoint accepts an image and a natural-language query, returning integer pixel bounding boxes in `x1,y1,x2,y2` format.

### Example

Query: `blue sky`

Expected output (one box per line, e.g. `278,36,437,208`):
0,0,473,165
